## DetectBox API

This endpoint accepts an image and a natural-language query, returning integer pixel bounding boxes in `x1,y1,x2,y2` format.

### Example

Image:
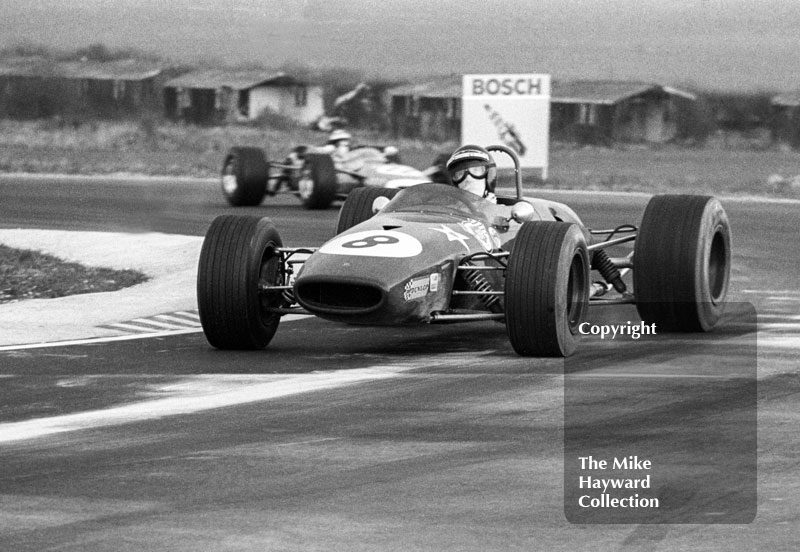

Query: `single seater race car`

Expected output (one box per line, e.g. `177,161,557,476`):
220,142,448,210
198,145,731,357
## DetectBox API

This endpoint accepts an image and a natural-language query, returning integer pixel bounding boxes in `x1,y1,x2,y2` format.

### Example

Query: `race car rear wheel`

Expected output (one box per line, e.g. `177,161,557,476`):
197,215,284,349
297,153,337,210
505,222,590,357
634,195,731,331
335,187,400,234
220,147,269,207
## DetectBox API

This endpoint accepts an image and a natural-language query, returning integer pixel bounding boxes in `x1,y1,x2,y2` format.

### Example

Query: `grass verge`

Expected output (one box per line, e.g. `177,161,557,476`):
0,244,149,303
1,119,800,197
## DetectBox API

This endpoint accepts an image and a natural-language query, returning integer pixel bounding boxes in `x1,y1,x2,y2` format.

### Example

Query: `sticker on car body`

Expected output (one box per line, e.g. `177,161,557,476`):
431,225,471,252
429,272,440,292
403,275,430,301
319,230,423,257
459,219,494,251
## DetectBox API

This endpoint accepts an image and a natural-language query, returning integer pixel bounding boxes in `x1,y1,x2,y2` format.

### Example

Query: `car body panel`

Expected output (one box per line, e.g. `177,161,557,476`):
313,146,431,193
292,183,584,325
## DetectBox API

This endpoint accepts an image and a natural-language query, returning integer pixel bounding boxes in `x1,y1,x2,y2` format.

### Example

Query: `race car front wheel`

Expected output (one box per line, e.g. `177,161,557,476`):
297,153,337,209
634,195,731,331
197,215,284,349
221,147,269,207
505,222,590,357
335,187,400,234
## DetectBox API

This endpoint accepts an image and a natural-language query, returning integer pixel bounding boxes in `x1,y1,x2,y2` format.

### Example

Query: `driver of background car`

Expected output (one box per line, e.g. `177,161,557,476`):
445,144,497,203
322,129,353,161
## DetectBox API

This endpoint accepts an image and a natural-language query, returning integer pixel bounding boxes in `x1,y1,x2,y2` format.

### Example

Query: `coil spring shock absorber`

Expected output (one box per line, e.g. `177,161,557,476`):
280,257,296,306
592,249,627,293
463,263,503,313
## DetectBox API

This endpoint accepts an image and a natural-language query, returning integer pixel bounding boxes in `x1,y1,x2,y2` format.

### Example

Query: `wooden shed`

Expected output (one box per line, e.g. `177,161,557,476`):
386,77,696,145
163,70,324,126
550,81,696,145
386,76,462,141
0,57,165,118
770,92,800,149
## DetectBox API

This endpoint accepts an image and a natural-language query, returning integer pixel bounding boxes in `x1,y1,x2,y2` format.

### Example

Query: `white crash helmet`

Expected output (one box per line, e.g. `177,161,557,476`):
446,144,497,194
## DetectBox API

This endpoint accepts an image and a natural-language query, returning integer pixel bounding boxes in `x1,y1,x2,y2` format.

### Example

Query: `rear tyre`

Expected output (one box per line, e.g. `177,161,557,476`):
634,195,731,331
505,222,590,357
335,187,400,234
197,215,284,349
220,147,269,207
298,153,337,209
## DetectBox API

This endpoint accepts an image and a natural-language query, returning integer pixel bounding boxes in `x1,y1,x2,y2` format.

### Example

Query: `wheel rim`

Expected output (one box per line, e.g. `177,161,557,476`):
257,245,283,322
566,250,589,332
221,159,238,195
298,171,314,200
707,229,728,304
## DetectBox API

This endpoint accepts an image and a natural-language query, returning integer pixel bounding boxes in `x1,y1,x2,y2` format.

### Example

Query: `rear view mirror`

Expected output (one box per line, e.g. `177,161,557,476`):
510,201,535,223
372,196,391,213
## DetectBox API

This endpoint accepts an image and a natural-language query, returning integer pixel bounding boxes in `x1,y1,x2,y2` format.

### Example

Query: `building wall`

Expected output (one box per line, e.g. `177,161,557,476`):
164,83,324,126
771,105,800,149
1,75,160,118
613,93,677,143
248,84,324,125
389,95,460,141
550,103,615,144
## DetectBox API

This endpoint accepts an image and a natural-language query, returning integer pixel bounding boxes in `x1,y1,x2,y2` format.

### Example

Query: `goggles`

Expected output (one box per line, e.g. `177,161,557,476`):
450,164,492,184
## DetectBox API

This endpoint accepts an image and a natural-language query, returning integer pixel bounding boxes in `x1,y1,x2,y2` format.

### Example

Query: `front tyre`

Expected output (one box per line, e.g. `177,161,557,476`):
505,222,590,357
221,147,269,207
297,153,337,209
197,215,284,349
335,187,400,234
634,195,731,331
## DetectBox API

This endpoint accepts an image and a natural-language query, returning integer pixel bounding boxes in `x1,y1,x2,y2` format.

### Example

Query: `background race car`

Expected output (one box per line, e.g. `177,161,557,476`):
220,142,450,210
200,145,731,358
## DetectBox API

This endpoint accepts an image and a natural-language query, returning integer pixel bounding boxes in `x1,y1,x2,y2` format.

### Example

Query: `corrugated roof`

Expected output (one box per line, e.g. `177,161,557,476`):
0,56,55,77
387,76,463,98
387,77,696,104
0,57,163,80
552,81,664,104
772,92,800,107
59,59,163,80
164,70,303,90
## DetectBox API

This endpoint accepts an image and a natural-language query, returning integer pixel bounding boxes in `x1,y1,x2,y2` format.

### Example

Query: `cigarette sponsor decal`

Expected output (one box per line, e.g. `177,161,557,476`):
431,225,471,252
459,219,494,251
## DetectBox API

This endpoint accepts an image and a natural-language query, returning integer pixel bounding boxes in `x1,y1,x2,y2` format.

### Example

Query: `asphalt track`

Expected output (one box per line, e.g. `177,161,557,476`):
0,174,798,551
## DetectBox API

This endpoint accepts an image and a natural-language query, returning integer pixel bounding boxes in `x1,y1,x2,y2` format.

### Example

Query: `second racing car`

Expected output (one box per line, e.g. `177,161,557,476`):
199,145,731,357
220,130,448,210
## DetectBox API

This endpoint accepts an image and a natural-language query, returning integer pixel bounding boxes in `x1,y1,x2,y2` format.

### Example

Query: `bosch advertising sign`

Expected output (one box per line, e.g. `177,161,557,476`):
462,74,551,176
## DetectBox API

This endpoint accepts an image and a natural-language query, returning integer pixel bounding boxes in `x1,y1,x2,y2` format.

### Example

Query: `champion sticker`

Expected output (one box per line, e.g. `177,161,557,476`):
320,230,423,258
429,273,440,292
403,276,430,301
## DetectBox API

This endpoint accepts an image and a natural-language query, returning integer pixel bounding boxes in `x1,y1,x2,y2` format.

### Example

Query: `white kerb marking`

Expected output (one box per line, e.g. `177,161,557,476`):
0,366,408,444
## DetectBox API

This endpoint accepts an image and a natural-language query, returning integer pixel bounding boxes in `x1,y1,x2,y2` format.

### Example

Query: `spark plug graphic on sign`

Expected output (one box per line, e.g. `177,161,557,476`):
484,104,527,156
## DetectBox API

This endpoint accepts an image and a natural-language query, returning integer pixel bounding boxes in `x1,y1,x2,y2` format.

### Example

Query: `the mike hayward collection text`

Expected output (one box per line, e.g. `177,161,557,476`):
577,455,660,509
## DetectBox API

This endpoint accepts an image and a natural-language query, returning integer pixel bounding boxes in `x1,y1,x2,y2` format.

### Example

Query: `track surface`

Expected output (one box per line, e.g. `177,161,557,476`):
0,175,798,551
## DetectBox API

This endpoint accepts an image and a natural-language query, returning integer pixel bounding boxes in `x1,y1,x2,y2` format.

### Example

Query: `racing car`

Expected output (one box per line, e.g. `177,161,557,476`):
198,145,731,357
220,141,448,210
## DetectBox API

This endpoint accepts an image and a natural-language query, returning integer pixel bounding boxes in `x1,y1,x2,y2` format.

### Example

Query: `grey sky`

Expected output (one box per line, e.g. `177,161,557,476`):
2,0,798,90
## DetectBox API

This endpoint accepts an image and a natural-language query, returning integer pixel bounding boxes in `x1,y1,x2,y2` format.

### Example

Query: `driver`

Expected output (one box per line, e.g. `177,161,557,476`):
445,144,497,203
325,129,353,160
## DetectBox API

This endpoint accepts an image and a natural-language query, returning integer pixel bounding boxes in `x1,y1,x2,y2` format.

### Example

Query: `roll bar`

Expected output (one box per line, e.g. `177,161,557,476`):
486,144,523,200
